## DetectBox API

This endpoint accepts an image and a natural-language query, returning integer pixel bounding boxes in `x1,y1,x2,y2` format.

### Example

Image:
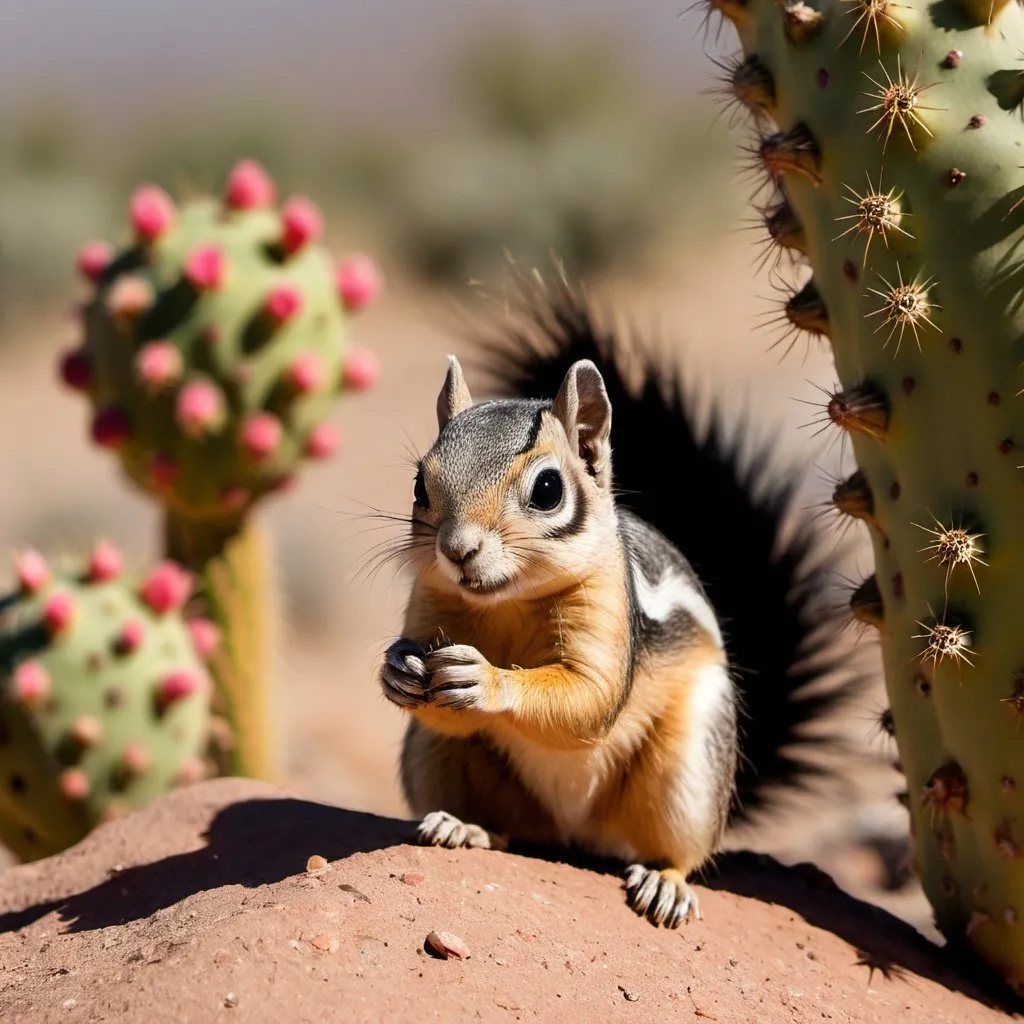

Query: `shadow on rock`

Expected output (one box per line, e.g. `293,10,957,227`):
0,797,412,934
1,794,1021,1016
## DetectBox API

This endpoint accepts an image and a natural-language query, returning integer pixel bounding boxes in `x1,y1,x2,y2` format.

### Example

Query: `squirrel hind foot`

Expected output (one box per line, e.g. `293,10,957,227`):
624,864,701,929
416,810,509,852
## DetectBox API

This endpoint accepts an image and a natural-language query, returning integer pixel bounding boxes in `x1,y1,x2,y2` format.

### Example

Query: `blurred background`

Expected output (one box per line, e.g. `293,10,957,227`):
0,0,925,934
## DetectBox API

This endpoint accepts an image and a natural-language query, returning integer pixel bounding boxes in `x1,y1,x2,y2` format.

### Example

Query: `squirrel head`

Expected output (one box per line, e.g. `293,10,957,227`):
409,354,617,603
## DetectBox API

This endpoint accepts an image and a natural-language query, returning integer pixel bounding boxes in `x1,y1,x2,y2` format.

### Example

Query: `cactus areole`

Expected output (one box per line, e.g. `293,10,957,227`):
701,0,1024,989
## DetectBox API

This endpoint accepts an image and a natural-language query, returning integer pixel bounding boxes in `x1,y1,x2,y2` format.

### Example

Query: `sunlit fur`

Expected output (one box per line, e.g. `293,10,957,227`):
412,413,617,606
381,355,739,926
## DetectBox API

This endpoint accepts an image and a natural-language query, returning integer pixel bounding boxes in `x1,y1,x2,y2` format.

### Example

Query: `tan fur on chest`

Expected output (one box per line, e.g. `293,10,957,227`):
498,638,728,855
419,597,561,669
406,558,626,674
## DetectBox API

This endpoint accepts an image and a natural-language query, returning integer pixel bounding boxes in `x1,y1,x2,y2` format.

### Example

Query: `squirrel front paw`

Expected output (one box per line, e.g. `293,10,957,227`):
380,638,431,708
424,644,501,713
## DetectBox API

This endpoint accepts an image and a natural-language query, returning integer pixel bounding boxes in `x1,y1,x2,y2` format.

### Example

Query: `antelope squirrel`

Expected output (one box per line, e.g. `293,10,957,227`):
378,280,859,928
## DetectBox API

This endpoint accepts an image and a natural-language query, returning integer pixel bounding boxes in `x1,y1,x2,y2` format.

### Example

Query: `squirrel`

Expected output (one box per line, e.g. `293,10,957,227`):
377,272,865,928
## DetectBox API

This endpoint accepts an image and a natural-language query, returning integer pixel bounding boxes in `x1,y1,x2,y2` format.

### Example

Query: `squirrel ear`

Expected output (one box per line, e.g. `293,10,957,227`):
552,360,612,487
436,355,473,431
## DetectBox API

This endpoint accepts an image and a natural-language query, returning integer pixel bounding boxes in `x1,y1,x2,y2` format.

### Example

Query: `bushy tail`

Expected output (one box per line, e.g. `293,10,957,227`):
462,270,870,825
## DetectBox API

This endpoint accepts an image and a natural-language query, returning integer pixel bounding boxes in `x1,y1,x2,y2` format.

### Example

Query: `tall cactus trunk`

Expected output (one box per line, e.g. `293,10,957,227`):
164,513,276,781
699,0,1024,991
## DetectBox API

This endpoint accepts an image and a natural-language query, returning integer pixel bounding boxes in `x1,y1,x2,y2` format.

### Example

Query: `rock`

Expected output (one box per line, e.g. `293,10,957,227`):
0,779,1016,1023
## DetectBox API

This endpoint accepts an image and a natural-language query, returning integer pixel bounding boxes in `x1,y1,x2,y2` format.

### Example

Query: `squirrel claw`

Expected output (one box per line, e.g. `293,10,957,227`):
624,864,701,928
416,810,508,851
380,638,431,708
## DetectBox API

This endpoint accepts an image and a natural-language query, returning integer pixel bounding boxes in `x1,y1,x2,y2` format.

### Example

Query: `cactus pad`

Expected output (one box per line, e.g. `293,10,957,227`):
0,543,214,860
701,0,1024,991
60,159,382,523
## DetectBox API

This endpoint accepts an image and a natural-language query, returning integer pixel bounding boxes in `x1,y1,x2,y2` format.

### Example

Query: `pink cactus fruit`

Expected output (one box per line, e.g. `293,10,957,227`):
265,284,303,324
76,240,113,283
58,346,93,392
88,540,123,582
184,245,227,291
176,379,226,437
286,352,324,394
280,196,324,254
135,341,183,393
11,660,51,706
187,618,221,660
341,349,380,391
43,592,75,634
58,768,91,802
130,185,176,241
305,423,339,459
69,714,104,748
115,619,146,655
13,549,51,592
240,413,283,460
156,669,206,709
90,407,131,449
120,742,152,776
138,561,193,615
336,254,383,312
224,159,276,210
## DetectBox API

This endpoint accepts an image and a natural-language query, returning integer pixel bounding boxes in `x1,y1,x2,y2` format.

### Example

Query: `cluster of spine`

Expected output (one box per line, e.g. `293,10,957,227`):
0,543,214,860
56,160,384,781
702,0,1024,990
60,158,381,521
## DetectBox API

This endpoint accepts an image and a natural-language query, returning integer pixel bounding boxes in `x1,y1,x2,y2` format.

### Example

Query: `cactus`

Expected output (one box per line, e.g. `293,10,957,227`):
58,160,382,780
699,0,1024,989
0,543,214,861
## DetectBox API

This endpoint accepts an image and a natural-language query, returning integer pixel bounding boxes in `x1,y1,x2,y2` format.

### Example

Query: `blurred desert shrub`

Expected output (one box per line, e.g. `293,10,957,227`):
366,30,731,286
0,106,120,325
0,27,731,326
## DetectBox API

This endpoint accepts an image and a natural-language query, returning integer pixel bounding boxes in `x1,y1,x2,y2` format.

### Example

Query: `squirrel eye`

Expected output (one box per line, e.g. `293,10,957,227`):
413,468,430,509
528,468,564,512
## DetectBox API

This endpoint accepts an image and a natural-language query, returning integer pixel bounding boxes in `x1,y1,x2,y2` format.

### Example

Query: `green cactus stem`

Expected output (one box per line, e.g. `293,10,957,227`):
60,160,383,780
163,513,274,780
700,0,1024,990
0,543,213,860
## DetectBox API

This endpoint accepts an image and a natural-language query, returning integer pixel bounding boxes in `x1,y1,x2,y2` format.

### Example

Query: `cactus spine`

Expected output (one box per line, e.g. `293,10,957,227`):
701,0,1024,989
0,545,213,860
60,161,382,780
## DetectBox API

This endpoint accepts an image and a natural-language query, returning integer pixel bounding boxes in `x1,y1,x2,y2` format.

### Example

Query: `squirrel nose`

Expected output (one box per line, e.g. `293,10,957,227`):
438,523,483,567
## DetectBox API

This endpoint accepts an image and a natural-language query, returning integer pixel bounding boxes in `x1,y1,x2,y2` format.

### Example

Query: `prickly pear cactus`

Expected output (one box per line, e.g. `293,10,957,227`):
701,0,1024,989
61,158,381,520
0,543,214,861
58,160,383,780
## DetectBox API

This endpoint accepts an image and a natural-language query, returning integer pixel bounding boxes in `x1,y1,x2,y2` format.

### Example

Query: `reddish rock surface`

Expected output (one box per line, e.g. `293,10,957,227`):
0,779,1017,1023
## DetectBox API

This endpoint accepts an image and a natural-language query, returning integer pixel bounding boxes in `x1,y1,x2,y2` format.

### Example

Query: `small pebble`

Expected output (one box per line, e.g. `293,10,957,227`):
425,930,471,960
223,993,238,1009
401,872,425,886
311,934,340,953
618,986,640,1002
340,883,371,903
306,855,330,875
62,999,77,1011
